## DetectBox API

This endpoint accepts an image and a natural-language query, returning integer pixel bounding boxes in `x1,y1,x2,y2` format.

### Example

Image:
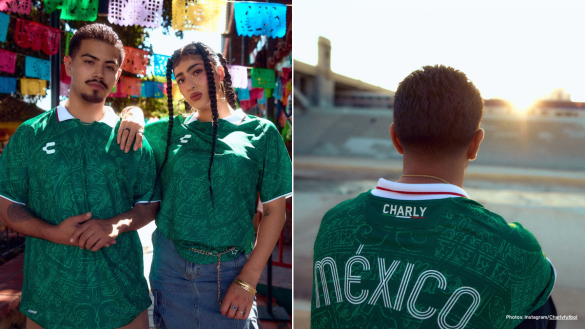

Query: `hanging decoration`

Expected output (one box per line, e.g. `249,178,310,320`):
0,0,31,15
25,56,51,81
14,18,61,56
153,53,170,77
240,99,256,111
60,81,70,97
237,88,250,101
108,0,164,28
109,81,127,98
273,77,282,100
20,78,46,96
44,0,99,22
227,65,247,89
172,0,224,33
281,67,291,85
141,81,164,98
264,88,273,98
60,64,71,84
64,32,74,55
251,68,275,88
0,76,16,94
0,12,9,42
119,76,141,97
234,2,286,38
0,49,17,74
249,88,263,100
122,46,149,75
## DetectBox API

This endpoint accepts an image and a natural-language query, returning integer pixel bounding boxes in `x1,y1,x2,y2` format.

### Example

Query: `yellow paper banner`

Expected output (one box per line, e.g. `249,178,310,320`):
20,78,47,96
172,0,226,33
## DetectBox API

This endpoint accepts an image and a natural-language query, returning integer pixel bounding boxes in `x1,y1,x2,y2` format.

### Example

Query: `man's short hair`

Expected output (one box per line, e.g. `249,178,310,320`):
68,23,125,65
393,65,484,156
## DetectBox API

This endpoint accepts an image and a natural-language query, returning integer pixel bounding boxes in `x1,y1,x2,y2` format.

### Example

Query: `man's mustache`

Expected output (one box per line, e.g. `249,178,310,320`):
85,79,108,89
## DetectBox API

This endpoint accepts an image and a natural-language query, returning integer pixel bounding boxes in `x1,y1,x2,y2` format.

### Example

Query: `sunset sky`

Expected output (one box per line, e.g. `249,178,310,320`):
294,0,585,106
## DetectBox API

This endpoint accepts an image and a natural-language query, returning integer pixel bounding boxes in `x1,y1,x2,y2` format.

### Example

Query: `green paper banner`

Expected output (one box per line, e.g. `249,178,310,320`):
251,68,275,89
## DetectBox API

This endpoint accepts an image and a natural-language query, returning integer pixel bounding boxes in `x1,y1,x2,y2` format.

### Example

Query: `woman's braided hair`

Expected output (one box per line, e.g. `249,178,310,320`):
155,42,237,204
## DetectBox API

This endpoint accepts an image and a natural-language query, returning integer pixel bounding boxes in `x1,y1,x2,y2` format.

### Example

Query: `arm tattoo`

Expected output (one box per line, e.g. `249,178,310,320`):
7,203,33,223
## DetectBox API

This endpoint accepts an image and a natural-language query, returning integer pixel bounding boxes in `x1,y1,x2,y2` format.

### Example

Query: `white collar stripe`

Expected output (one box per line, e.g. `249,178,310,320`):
372,178,469,200
184,108,247,125
56,104,118,128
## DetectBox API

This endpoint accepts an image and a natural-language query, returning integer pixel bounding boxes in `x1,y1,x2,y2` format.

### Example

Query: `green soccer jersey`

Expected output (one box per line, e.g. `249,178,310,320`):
144,109,292,264
0,105,158,329
311,179,555,329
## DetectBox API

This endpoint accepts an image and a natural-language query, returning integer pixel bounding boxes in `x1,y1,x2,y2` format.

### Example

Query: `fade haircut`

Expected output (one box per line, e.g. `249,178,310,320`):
393,65,484,156
68,23,125,65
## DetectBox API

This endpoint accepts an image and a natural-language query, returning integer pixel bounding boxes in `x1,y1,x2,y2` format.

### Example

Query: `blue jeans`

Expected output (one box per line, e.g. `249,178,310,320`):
149,229,258,329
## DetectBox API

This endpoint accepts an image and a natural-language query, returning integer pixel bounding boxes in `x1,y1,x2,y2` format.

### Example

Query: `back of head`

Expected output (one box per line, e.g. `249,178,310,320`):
393,65,484,157
69,23,125,65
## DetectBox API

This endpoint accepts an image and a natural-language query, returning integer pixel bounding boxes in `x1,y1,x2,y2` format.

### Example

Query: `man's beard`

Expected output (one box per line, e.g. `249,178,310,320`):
80,90,105,103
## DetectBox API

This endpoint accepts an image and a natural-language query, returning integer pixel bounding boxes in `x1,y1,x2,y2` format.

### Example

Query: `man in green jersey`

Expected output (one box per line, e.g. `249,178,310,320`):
0,24,159,329
311,65,556,329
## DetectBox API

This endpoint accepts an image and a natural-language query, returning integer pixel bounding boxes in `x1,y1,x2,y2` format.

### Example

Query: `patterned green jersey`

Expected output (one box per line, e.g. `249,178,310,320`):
312,179,556,329
144,109,292,264
0,105,158,329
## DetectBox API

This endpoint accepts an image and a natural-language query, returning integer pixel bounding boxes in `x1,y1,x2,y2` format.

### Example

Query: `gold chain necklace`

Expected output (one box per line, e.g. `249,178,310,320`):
400,174,450,184
188,246,239,307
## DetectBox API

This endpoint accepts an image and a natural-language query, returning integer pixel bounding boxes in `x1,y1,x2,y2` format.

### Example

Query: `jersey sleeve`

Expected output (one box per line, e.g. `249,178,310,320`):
505,222,556,325
0,125,29,205
258,121,292,203
144,118,171,173
133,139,161,204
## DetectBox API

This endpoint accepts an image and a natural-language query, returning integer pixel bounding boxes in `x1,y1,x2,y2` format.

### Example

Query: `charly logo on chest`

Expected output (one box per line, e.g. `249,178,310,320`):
42,142,56,154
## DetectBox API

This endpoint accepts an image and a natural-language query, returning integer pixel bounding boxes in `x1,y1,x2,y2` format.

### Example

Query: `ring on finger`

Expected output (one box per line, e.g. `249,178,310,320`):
123,127,131,132
231,305,237,311
239,310,245,316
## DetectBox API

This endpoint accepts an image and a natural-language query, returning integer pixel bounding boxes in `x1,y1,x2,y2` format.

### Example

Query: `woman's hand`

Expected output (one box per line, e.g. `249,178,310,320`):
220,275,257,320
118,106,145,153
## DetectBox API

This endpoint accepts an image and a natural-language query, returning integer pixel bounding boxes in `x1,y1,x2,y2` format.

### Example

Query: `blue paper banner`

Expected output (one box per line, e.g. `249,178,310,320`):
141,81,165,98
0,12,9,43
234,2,287,38
0,76,17,94
237,88,250,101
153,53,175,79
25,56,50,81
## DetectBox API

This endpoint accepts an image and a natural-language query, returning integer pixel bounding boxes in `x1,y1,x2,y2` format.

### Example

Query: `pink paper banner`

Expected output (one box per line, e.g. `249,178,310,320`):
0,49,17,74
14,18,61,56
0,0,31,14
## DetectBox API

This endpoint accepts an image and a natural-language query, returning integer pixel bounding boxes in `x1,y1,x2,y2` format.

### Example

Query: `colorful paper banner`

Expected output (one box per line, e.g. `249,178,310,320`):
0,76,16,94
228,65,248,89
60,81,70,97
44,0,98,22
14,18,61,56
20,78,46,96
0,12,9,43
237,88,250,101
0,0,31,15
60,64,71,84
264,88,273,98
249,88,263,100
240,99,257,111
273,77,282,100
0,49,17,74
109,81,127,98
251,68,275,89
64,32,74,55
108,0,164,28
172,0,224,33
120,76,141,97
234,2,287,38
153,53,172,78
122,46,149,75
25,56,51,81
141,81,164,98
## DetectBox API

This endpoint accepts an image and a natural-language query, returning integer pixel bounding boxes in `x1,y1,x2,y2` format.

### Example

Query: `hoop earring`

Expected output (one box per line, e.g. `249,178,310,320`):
219,82,227,102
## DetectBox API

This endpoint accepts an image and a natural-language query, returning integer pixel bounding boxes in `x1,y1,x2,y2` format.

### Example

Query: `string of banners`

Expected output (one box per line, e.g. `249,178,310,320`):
1,0,287,35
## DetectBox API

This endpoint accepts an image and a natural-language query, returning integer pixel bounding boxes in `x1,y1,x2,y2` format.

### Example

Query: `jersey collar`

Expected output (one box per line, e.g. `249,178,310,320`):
183,108,247,125
372,178,469,201
56,104,118,128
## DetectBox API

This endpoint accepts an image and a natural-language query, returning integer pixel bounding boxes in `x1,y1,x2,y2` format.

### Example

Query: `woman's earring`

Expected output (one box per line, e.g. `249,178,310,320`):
177,98,185,112
219,82,227,102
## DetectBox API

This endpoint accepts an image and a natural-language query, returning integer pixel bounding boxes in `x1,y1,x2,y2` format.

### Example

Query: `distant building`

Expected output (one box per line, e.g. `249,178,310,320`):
294,37,394,109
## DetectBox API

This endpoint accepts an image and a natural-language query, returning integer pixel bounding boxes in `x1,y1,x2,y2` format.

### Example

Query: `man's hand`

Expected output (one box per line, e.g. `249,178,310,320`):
49,212,93,246
118,106,145,153
70,217,127,252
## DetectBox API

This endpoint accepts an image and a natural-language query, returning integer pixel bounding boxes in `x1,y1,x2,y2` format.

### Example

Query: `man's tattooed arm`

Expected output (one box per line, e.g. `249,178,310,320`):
6,203,33,223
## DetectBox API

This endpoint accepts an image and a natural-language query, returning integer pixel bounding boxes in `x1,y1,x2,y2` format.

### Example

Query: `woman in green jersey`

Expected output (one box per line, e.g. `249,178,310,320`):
143,42,292,329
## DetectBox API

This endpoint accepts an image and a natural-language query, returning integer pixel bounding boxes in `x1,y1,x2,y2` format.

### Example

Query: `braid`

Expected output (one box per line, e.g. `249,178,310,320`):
217,53,239,109
193,42,219,204
149,56,176,202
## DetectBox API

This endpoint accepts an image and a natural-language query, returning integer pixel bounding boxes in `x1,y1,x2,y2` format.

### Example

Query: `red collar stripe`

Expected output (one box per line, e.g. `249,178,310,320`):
376,186,467,198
